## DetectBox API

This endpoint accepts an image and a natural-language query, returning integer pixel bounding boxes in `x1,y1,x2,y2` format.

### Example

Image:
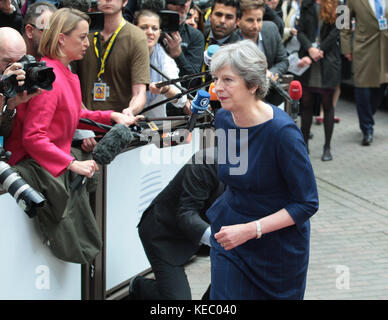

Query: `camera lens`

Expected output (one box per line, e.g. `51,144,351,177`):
0,74,18,98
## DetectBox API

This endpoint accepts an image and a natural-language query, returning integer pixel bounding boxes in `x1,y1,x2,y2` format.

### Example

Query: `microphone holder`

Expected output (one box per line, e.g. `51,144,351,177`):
154,71,210,88
142,80,214,114
150,63,194,100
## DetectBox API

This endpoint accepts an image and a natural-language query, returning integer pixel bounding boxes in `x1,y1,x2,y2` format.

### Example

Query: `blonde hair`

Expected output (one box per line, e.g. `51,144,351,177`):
39,8,90,59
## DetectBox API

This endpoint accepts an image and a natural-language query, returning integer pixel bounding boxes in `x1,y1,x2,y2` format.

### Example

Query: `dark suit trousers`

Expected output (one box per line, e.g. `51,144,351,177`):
135,246,191,300
354,85,387,135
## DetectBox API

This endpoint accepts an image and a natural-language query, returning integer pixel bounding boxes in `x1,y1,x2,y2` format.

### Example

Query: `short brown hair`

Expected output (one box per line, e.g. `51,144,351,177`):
39,7,90,59
239,0,266,16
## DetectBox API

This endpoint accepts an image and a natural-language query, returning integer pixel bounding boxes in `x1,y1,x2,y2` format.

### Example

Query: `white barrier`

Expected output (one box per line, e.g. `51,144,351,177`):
105,129,201,291
0,194,81,300
0,128,201,299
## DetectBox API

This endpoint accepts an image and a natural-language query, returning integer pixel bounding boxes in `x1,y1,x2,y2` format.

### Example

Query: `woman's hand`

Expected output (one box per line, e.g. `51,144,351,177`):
111,111,144,126
81,137,97,153
344,53,352,62
297,56,312,68
68,159,99,178
308,47,324,62
214,222,257,251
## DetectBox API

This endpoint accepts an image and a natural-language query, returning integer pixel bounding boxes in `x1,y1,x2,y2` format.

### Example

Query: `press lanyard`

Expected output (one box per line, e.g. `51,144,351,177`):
94,19,125,80
201,33,211,79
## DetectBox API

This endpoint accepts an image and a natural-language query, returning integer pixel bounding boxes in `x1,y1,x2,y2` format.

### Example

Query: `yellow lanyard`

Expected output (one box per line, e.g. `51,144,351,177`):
94,19,126,80
202,33,211,82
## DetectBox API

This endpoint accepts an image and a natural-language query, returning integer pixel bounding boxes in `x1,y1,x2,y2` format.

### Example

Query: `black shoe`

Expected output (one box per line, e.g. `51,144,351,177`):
308,132,314,140
362,132,373,146
321,146,332,161
128,276,141,300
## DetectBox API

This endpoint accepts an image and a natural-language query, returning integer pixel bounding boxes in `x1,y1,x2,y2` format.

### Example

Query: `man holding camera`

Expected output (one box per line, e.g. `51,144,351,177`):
163,0,204,87
0,27,42,140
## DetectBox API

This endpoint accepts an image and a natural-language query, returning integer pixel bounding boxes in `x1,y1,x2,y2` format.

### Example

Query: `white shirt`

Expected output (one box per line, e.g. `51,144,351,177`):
144,43,187,119
368,0,387,19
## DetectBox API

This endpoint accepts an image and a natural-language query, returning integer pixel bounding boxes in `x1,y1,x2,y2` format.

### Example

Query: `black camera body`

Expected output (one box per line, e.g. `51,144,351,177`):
159,10,180,33
0,55,55,99
18,55,56,95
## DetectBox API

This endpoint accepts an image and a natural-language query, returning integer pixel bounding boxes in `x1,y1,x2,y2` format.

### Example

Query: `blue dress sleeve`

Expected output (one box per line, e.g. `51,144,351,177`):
276,123,319,230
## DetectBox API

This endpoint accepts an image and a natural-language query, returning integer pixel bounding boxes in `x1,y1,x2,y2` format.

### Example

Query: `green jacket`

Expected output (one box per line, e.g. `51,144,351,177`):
13,147,102,264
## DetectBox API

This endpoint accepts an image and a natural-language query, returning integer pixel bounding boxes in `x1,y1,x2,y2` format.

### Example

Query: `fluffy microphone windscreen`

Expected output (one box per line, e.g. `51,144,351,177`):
92,124,133,165
289,80,303,100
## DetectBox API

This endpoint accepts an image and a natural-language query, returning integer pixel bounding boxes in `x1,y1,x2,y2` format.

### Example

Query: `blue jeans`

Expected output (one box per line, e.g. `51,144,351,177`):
354,85,387,135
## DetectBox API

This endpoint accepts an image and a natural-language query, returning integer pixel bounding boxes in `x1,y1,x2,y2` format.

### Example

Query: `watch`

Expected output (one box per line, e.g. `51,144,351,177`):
2,104,16,119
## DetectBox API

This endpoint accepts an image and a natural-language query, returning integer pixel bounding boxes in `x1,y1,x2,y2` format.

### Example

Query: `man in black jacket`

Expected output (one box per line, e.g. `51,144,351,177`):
0,0,23,33
128,149,224,300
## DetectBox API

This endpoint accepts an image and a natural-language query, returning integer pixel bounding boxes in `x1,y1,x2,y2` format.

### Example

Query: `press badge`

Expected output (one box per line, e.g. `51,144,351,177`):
93,82,109,101
378,17,387,30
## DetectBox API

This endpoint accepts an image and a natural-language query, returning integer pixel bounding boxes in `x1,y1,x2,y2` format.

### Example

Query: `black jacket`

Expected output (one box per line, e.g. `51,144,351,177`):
297,0,341,88
0,0,23,33
174,23,205,80
138,156,225,265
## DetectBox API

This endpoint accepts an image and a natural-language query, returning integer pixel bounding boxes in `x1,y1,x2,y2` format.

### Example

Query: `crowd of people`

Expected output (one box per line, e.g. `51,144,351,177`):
0,0,387,300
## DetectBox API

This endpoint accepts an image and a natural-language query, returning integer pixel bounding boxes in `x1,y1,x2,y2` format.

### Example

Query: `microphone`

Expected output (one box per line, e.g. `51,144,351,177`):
289,80,303,119
70,124,135,190
204,44,220,67
92,124,134,165
154,71,209,88
268,78,292,104
186,90,210,132
208,82,221,110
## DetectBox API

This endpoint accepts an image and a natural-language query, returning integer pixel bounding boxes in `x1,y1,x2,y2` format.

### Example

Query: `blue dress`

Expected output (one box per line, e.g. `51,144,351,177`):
206,105,319,300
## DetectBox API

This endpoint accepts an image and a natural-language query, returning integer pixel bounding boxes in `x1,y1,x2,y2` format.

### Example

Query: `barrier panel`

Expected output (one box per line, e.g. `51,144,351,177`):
0,194,81,299
0,128,201,299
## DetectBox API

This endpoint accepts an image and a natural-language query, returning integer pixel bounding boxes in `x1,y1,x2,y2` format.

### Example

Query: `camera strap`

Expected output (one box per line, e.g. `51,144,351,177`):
93,18,126,80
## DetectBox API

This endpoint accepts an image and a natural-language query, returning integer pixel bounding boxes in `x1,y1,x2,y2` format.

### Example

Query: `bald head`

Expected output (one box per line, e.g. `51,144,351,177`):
0,27,27,72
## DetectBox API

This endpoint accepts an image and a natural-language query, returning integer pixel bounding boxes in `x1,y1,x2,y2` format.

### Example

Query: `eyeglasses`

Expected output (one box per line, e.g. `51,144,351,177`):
29,23,44,31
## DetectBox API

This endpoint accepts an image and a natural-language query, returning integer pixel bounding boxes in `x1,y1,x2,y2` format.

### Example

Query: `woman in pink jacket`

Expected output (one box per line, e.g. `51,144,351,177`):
6,7,136,178
4,8,139,264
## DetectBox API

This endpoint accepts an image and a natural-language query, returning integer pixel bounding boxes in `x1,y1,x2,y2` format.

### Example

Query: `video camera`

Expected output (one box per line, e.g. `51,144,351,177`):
0,146,45,218
0,55,55,99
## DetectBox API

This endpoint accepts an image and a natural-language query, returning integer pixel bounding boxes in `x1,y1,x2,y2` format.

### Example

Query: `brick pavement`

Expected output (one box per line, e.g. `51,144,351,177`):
186,86,388,300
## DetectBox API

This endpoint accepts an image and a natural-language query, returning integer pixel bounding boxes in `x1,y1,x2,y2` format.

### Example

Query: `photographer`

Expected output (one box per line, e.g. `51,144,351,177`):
163,0,205,87
0,27,42,139
134,9,187,120
4,8,137,264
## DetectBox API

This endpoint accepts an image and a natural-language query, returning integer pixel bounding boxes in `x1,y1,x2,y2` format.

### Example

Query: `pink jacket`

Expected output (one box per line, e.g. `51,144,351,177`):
5,57,113,177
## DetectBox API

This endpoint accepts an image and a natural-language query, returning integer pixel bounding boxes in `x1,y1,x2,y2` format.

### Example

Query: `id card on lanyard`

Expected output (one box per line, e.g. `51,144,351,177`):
93,19,125,101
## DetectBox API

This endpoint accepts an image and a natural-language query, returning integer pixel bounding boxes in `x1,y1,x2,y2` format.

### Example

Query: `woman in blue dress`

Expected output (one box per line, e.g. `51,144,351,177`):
207,40,319,299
